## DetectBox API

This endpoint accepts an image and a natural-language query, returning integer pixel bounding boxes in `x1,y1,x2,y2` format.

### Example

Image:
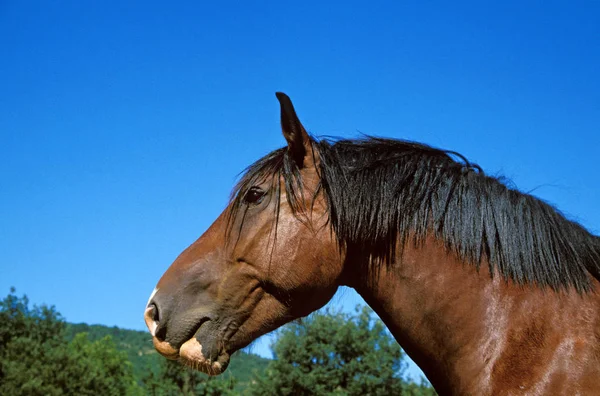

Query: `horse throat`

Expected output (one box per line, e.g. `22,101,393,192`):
349,236,508,395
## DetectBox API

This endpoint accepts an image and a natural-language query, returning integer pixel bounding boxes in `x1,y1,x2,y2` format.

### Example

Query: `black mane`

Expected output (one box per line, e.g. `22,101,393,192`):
231,136,600,292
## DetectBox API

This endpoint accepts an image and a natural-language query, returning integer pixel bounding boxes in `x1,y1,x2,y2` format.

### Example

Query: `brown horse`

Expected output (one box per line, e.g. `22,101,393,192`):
144,93,600,395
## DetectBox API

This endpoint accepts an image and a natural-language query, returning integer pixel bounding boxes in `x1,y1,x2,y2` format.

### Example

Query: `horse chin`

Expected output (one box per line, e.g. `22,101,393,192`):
178,320,231,375
179,336,230,375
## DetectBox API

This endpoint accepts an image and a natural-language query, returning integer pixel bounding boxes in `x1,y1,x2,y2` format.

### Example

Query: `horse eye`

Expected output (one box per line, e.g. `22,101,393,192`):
244,187,266,205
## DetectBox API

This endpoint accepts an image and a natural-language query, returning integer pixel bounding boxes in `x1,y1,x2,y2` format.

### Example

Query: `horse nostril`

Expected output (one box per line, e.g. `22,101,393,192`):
149,303,159,322
154,324,167,342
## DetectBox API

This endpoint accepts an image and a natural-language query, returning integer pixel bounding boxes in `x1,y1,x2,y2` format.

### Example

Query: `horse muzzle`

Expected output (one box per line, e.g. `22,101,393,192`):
144,290,231,375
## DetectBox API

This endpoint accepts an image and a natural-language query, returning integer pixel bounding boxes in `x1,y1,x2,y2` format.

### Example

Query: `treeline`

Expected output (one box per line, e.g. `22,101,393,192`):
0,288,435,395
63,323,270,393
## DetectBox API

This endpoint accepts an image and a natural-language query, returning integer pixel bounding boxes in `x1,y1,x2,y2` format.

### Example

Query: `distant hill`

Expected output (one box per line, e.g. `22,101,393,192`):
64,323,270,391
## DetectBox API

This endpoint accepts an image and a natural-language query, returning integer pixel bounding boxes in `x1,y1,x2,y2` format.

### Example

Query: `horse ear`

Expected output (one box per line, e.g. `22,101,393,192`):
275,92,313,168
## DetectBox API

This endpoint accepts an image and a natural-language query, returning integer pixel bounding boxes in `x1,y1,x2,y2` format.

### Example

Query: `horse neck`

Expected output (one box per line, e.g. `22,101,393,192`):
347,234,600,394
349,236,508,394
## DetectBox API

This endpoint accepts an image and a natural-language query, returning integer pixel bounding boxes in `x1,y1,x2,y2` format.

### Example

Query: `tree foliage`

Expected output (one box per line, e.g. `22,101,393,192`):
0,288,139,395
143,359,236,396
1,288,435,395
64,322,269,393
250,306,436,396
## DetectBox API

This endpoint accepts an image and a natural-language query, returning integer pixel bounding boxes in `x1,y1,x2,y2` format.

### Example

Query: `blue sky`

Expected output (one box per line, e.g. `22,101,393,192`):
1,0,599,382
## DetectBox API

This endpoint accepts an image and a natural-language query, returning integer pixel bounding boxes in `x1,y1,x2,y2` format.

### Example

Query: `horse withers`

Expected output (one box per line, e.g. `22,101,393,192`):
144,93,600,395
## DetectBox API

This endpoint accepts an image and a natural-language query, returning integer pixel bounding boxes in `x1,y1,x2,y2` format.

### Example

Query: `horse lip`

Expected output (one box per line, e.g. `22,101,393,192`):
180,339,230,375
152,337,179,360
151,317,211,359
181,316,211,347
179,317,230,375
194,317,211,336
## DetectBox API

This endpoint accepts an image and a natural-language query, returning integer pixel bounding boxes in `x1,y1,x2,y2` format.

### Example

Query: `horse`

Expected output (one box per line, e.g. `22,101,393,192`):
144,93,600,395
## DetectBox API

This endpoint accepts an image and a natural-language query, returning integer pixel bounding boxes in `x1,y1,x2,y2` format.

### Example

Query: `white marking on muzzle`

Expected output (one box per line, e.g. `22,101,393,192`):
145,288,160,337
146,287,159,308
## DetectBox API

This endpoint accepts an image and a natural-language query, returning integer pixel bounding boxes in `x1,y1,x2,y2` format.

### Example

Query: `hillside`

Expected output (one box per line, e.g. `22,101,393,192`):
64,323,270,391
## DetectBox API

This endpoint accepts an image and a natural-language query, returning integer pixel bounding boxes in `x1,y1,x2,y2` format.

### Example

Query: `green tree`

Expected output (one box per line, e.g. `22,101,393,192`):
403,380,437,396
143,359,236,395
249,306,436,396
0,288,140,395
